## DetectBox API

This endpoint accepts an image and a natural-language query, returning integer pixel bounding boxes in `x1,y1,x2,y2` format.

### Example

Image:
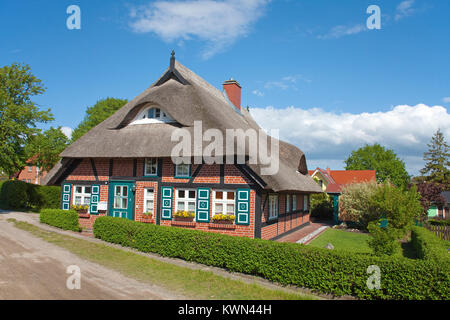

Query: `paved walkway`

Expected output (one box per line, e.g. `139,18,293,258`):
276,220,333,244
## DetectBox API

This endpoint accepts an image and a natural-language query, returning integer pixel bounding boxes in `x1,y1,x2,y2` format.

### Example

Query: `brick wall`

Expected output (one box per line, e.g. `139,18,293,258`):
16,165,47,185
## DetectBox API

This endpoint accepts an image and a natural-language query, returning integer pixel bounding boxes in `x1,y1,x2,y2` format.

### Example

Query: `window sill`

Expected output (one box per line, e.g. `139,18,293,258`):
209,223,236,230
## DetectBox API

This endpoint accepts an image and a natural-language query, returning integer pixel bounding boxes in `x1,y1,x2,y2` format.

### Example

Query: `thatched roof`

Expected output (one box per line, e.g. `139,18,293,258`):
44,58,321,193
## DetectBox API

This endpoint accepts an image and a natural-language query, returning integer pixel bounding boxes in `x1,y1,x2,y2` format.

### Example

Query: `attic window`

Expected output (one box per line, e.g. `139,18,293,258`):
130,107,174,125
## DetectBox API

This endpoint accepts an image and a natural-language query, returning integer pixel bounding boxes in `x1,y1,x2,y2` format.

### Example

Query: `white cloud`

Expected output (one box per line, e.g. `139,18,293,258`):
262,74,309,91
250,104,450,175
318,24,367,39
252,89,264,97
443,97,450,103
60,126,73,139
129,0,270,59
395,0,416,20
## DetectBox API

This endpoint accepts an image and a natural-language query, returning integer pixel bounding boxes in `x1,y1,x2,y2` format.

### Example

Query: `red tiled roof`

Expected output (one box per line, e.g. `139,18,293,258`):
309,168,376,194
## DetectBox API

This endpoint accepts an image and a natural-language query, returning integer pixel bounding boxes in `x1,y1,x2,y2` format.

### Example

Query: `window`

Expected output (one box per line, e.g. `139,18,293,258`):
144,188,154,213
175,189,196,213
144,158,158,176
268,195,278,220
175,163,190,178
303,195,308,211
73,185,91,206
28,166,32,172
286,194,291,212
130,107,174,125
114,185,128,209
213,190,235,216
292,195,297,211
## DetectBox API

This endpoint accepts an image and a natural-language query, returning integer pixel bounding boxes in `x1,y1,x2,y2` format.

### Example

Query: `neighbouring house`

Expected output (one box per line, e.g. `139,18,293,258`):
43,53,322,239
308,167,376,222
427,191,450,219
13,156,47,185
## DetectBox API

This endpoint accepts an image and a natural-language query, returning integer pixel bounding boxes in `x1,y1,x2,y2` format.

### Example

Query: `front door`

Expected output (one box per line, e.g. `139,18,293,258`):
109,181,134,220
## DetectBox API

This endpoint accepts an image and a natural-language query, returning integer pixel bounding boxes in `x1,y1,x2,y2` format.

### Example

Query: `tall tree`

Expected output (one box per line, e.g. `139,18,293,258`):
71,97,128,142
0,63,53,177
25,127,70,173
344,143,410,188
419,129,450,188
415,182,446,219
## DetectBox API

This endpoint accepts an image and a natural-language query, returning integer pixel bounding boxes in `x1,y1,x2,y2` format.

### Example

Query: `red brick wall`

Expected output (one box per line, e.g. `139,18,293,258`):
16,165,47,185
134,181,158,223
260,193,311,240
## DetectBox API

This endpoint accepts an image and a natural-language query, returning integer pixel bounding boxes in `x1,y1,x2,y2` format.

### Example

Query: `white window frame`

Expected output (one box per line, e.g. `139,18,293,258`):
28,166,32,172
175,188,196,214
113,185,128,210
303,195,308,211
130,106,175,125
144,158,158,176
268,194,278,220
143,188,155,213
286,194,291,213
175,163,190,178
213,190,236,216
292,195,297,211
73,185,92,207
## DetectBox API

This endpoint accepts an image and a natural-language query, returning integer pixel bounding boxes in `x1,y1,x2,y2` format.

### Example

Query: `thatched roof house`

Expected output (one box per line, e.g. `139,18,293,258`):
46,53,321,240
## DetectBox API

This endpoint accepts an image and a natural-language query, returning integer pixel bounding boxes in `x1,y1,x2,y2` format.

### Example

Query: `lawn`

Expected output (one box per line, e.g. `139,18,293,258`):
308,228,372,253
8,218,318,300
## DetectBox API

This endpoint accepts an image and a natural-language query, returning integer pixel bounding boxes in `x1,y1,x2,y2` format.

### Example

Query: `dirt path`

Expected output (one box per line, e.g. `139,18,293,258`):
0,213,184,300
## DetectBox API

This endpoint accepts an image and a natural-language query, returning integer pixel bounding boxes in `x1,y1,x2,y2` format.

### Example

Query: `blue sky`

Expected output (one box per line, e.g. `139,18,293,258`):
1,0,449,175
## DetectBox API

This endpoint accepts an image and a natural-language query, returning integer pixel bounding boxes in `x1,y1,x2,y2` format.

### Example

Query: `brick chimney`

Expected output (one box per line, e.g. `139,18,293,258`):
326,168,331,176
223,78,241,109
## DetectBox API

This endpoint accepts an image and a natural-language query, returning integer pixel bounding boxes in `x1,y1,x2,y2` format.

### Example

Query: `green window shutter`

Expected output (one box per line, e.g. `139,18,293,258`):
196,188,210,222
236,188,250,225
161,187,173,220
61,183,71,210
90,184,100,214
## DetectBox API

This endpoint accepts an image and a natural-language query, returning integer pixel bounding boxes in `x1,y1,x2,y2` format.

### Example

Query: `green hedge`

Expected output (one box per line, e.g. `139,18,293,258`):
411,226,450,262
427,219,450,226
40,209,80,232
93,216,449,300
0,180,60,210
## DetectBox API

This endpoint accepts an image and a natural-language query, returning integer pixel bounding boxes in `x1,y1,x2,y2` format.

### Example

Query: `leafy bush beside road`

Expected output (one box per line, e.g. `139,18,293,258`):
0,180,60,211
40,209,80,232
93,216,449,300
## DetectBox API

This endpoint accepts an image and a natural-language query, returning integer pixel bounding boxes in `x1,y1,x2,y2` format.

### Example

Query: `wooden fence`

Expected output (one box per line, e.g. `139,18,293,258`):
425,225,450,241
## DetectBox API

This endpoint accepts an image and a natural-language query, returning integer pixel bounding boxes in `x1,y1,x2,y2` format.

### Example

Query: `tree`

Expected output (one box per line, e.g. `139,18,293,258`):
419,129,450,188
415,182,446,220
0,63,53,177
25,127,70,173
71,97,128,142
344,143,410,188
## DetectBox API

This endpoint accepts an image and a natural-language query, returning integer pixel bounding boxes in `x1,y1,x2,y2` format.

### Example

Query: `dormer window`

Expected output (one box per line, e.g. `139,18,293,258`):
130,106,174,125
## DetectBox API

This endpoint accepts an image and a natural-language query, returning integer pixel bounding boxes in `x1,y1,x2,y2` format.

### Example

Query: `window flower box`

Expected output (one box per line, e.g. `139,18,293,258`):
211,214,236,224
141,212,154,223
173,210,195,222
72,205,89,216
171,220,196,228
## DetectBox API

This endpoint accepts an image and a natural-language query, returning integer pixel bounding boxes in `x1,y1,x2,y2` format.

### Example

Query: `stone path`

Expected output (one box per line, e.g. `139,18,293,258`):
276,220,333,244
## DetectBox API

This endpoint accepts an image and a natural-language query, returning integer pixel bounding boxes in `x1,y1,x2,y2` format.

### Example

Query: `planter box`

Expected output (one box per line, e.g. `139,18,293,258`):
174,217,195,222
78,213,90,219
171,220,196,228
209,223,236,230
211,220,234,225
141,216,154,224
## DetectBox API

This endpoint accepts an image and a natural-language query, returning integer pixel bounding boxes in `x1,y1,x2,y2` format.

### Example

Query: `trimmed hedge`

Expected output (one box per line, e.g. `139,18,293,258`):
40,209,80,232
93,216,449,300
411,226,450,262
428,219,450,226
0,180,60,210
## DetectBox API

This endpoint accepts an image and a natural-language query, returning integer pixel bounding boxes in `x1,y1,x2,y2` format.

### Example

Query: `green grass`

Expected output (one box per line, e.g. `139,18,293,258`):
7,218,318,300
308,228,372,254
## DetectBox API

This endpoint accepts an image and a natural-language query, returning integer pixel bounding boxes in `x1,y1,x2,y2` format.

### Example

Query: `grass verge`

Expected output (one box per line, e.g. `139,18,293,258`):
7,218,318,300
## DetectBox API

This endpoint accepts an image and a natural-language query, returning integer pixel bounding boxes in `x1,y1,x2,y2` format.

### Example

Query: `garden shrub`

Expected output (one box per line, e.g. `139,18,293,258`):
411,226,449,263
310,193,334,220
93,216,449,300
0,180,61,210
40,209,80,232
427,219,450,226
367,221,401,256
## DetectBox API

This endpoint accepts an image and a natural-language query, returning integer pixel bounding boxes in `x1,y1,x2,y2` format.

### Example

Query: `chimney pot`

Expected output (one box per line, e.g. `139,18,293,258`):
223,79,241,110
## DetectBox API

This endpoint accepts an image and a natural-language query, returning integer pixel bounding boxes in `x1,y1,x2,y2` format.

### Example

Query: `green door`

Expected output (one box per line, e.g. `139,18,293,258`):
109,181,134,220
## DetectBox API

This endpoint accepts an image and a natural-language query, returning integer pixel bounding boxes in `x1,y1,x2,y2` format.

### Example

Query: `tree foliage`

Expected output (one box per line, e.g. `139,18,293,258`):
71,97,128,142
415,182,446,218
0,63,53,177
344,143,410,188
25,127,70,172
419,129,450,188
